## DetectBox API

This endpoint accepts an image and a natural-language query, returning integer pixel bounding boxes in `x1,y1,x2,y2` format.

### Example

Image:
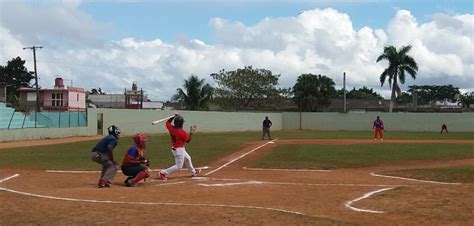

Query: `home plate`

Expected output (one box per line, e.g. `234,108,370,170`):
269,141,275,144
191,177,208,180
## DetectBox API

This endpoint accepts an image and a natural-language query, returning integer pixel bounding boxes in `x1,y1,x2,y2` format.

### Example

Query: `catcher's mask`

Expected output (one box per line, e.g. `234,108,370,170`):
133,134,148,148
173,116,184,128
107,125,121,139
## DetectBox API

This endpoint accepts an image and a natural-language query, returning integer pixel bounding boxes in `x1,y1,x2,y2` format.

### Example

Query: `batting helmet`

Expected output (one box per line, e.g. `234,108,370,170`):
174,116,184,128
133,134,148,148
107,125,121,139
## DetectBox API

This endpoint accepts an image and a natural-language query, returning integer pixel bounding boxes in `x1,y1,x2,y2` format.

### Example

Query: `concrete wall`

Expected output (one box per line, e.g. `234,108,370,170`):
282,112,474,132
0,127,91,141
88,108,281,136
1,109,473,142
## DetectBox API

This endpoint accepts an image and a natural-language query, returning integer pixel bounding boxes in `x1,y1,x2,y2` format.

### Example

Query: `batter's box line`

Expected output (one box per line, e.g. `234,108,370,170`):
45,166,210,174
243,167,331,172
0,174,314,218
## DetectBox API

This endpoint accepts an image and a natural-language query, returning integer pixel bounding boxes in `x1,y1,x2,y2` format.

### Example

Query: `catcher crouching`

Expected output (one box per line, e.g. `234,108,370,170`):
121,134,151,187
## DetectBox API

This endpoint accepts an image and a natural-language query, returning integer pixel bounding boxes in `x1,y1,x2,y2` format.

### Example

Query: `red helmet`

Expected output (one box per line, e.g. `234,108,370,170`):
133,134,148,148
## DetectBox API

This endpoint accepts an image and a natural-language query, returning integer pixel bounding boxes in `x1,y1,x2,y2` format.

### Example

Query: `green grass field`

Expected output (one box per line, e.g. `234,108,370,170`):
251,143,474,169
0,130,473,182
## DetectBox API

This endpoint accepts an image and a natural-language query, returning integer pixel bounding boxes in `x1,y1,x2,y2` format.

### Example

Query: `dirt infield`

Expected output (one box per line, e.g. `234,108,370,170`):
1,138,473,225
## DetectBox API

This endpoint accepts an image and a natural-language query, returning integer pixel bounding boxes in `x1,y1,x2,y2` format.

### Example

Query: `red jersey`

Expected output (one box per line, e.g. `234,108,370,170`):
166,120,190,148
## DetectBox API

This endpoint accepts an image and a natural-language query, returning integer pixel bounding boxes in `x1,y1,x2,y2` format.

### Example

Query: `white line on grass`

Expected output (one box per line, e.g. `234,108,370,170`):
345,187,397,213
205,139,278,176
243,167,331,172
370,172,461,185
0,174,310,218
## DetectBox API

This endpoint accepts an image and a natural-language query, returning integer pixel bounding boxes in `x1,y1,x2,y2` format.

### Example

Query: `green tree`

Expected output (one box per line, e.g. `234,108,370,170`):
89,88,105,95
408,85,460,105
0,57,34,104
376,45,418,112
292,74,336,112
172,75,213,110
210,66,282,110
460,91,474,108
336,86,382,99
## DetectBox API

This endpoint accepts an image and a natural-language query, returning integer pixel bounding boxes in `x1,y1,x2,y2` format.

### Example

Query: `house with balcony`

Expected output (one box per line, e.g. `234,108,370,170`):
17,78,86,112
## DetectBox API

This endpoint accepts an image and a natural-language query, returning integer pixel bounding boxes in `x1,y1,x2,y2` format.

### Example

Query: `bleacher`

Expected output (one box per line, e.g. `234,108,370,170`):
0,102,42,129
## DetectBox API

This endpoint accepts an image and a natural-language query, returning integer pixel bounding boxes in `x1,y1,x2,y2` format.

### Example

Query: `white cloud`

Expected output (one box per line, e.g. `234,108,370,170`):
0,3,472,101
0,0,111,47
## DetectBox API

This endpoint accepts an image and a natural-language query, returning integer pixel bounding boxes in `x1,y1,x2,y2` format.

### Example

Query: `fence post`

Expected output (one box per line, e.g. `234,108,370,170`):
59,111,61,128
7,110,15,129
21,112,27,128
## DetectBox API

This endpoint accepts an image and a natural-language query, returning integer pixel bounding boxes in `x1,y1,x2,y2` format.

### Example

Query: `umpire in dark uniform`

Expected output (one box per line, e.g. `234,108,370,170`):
262,116,272,140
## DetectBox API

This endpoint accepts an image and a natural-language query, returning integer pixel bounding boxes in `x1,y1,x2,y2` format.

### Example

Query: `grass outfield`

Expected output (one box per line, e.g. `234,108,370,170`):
0,132,259,170
0,130,472,170
382,165,474,183
251,143,474,169
275,130,474,140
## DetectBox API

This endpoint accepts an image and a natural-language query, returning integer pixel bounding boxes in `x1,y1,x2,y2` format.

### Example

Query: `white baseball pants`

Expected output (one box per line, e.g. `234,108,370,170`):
162,147,197,175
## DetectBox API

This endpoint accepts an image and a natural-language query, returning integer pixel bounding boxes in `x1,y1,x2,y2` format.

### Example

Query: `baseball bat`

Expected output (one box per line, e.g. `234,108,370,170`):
151,115,174,125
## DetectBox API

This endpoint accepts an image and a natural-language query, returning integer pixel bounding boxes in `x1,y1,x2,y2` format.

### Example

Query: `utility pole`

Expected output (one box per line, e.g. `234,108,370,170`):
343,72,347,112
23,46,43,127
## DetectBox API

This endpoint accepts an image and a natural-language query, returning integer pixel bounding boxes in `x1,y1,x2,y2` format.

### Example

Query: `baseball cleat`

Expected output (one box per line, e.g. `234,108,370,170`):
192,168,201,177
124,177,133,187
98,183,110,188
158,172,168,181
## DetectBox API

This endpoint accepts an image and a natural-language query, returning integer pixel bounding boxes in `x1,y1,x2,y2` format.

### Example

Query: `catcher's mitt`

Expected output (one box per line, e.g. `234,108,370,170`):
139,157,150,166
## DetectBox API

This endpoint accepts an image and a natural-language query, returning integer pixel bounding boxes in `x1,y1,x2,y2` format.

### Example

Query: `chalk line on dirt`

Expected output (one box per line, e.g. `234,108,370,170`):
45,166,210,174
205,139,278,176
370,172,461,185
0,174,311,218
197,179,412,188
345,187,397,213
199,181,263,187
0,174,19,183
243,167,331,172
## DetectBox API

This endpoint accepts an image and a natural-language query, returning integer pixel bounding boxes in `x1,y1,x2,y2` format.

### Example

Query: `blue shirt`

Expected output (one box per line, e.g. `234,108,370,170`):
263,119,272,128
94,135,118,153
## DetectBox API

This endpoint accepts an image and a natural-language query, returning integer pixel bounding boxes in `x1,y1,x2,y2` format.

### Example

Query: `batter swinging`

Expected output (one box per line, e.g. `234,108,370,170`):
158,113,200,180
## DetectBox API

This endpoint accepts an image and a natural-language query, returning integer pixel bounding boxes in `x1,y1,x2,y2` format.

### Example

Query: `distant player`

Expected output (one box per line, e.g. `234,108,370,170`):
440,124,448,133
262,116,273,140
158,113,200,180
90,125,121,188
121,134,151,187
372,116,384,140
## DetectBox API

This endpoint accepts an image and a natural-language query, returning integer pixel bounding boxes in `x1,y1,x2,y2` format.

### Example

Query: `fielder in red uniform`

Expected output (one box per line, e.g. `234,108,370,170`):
158,113,200,180
373,116,384,140
121,134,151,187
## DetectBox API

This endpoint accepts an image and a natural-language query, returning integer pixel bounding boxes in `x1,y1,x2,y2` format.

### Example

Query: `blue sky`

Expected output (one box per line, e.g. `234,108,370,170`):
1,0,473,100
78,0,473,43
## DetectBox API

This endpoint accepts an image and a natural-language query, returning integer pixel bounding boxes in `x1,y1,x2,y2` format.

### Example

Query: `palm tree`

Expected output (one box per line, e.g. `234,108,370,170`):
376,45,418,112
173,75,214,110
292,74,336,112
